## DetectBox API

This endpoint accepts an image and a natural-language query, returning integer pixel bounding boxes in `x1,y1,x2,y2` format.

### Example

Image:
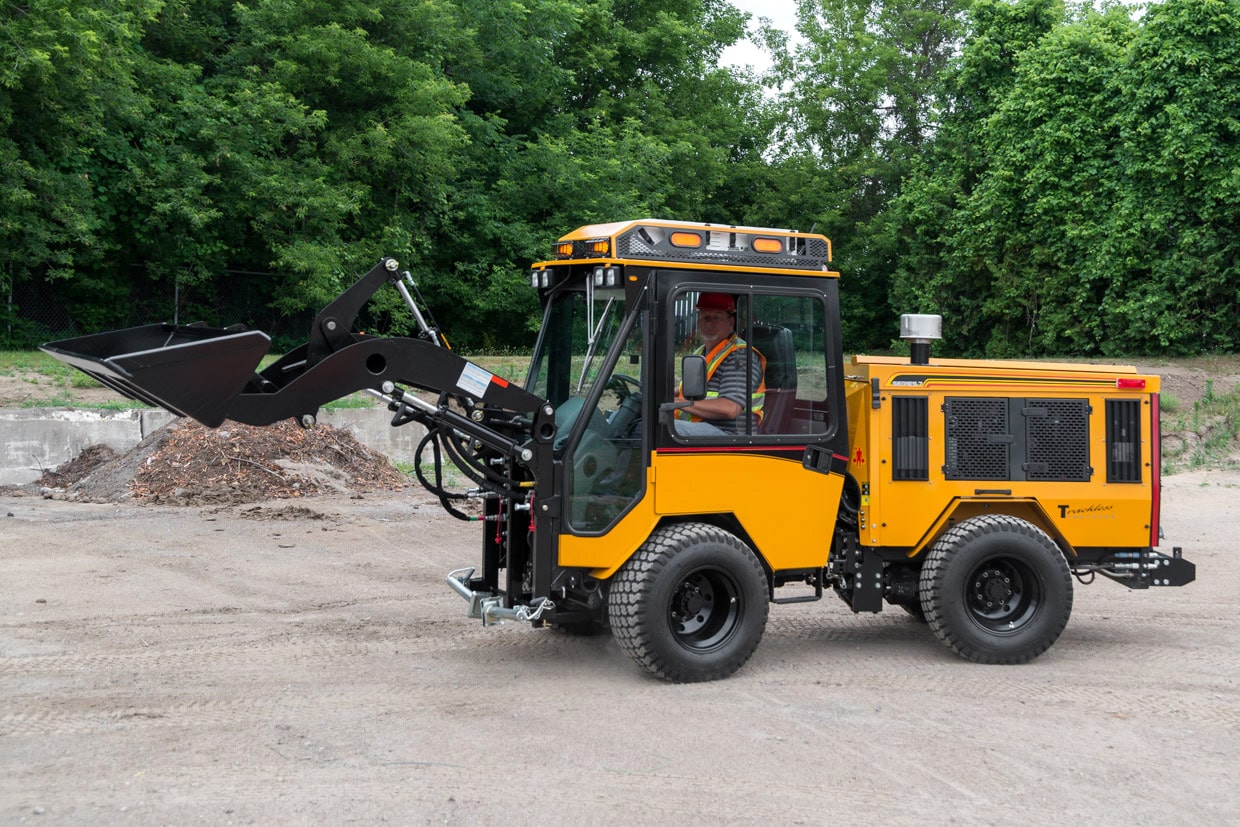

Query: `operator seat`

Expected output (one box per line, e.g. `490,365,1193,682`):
750,323,796,434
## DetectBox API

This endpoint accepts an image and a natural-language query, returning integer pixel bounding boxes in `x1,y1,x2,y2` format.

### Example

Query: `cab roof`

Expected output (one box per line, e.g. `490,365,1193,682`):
544,218,834,274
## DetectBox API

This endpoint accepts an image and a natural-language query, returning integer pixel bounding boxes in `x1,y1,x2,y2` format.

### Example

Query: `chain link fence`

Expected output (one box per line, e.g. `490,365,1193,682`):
4,272,318,352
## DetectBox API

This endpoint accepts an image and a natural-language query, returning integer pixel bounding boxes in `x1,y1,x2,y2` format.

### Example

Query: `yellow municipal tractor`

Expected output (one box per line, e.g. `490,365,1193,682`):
43,220,1195,682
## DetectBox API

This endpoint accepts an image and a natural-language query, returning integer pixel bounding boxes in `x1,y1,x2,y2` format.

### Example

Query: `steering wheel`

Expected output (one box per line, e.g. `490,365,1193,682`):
605,373,642,439
607,373,642,401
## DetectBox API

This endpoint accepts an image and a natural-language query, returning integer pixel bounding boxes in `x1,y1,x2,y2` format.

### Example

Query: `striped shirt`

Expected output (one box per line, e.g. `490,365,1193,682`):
700,335,764,434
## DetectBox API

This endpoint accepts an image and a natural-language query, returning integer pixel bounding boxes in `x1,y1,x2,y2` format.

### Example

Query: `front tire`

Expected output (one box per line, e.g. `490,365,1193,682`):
920,515,1072,664
609,523,769,682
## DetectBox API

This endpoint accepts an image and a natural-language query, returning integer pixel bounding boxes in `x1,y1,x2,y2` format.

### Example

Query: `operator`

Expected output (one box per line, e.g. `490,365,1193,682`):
675,293,765,436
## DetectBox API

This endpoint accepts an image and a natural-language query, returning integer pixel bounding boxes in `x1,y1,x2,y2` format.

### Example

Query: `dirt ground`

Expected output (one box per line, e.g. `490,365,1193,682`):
0,469,1236,824
2,360,1239,823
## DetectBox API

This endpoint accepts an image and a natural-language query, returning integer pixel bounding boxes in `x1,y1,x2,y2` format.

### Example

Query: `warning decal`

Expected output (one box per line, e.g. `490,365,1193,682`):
457,362,494,397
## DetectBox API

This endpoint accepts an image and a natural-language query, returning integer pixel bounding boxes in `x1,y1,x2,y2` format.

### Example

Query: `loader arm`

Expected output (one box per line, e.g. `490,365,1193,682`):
42,257,548,429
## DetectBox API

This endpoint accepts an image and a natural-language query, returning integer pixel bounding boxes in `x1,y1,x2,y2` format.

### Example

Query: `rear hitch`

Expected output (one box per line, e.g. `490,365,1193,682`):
1077,548,1196,589
446,567,554,626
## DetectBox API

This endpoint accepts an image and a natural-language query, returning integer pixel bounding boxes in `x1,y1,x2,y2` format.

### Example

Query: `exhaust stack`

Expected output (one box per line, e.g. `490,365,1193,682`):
900,314,942,366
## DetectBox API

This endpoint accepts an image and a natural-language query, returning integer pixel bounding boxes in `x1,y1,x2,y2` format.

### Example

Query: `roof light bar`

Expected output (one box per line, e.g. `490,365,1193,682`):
752,237,784,254
669,231,704,248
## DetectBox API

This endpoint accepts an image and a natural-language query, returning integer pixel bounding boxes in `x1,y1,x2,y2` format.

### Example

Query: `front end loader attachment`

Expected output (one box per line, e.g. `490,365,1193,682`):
40,254,570,641
41,257,546,429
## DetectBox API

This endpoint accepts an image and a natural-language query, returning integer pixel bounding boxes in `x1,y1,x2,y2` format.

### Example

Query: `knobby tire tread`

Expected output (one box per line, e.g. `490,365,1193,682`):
920,514,1072,665
609,522,767,683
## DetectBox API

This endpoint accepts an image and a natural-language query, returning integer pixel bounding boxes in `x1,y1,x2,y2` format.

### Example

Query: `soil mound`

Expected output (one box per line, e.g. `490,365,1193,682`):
35,444,120,489
35,419,406,505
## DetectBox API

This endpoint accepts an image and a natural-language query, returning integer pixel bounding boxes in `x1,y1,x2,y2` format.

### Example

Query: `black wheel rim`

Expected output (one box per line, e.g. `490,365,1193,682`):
668,567,743,652
965,556,1042,632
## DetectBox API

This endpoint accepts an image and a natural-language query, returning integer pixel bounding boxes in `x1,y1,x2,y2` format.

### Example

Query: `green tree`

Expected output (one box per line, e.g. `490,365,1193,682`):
139,0,470,311
894,0,1240,357
417,0,764,347
891,0,1066,356
1102,0,1240,353
2,0,777,349
0,0,161,339
754,0,969,351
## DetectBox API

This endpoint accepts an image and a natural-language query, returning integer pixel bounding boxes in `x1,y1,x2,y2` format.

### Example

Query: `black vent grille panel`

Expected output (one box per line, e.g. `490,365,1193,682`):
892,397,929,480
1106,399,1143,483
1024,399,1091,481
944,398,1010,480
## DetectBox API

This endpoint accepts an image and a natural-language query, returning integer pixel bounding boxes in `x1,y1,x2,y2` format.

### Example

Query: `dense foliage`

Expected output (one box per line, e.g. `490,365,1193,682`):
893,0,1240,356
2,0,1236,356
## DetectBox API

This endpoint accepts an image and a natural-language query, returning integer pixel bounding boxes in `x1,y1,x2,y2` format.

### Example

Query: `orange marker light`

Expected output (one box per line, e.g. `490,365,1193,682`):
554,242,573,257
669,231,703,248
752,237,784,253
590,240,610,255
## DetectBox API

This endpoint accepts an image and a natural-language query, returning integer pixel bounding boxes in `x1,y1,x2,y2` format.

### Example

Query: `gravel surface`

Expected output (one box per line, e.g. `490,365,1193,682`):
2,357,1237,822
1,469,1236,824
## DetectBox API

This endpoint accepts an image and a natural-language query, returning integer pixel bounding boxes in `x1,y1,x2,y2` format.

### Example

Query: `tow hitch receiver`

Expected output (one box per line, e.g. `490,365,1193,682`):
446,567,554,626
1089,548,1196,589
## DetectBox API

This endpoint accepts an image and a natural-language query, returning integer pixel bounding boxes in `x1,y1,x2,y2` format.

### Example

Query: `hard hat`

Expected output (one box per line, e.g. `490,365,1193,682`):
696,293,736,312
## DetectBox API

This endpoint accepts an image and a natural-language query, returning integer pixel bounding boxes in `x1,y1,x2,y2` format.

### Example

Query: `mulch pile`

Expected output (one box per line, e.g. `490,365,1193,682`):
33,419,407,505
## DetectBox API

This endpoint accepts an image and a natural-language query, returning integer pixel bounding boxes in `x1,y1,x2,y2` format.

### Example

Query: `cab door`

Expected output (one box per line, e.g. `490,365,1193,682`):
652,279,850,571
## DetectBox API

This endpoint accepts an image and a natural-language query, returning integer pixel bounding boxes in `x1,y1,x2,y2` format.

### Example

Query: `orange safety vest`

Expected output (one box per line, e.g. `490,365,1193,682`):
679,334,766,425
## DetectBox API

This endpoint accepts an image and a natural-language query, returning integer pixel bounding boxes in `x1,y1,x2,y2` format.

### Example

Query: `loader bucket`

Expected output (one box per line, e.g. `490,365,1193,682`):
41,324,271,428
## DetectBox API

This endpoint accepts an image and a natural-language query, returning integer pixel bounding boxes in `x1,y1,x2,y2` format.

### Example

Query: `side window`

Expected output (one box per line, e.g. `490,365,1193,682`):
750,294,829,435
671,291,763,438
670,290,829,438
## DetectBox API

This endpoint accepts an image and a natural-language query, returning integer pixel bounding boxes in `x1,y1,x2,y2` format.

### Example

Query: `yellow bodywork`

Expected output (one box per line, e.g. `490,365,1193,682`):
559,449,843,578
546,220,1160,582
846,355,1160,556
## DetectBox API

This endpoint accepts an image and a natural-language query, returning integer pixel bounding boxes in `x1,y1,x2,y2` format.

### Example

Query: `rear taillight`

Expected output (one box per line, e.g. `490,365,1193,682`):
1151,394,1161,546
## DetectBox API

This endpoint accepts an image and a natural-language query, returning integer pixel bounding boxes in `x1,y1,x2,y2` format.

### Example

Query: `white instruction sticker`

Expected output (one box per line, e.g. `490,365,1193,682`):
457,362,494,398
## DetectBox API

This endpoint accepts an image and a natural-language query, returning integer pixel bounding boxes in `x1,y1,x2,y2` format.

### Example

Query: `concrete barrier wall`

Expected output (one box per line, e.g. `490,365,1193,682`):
0,407,426,486
316,408,427,467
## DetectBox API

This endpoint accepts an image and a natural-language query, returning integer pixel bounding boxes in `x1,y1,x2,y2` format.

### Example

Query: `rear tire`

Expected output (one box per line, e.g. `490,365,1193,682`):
920,515,1072,664
609,523,769,682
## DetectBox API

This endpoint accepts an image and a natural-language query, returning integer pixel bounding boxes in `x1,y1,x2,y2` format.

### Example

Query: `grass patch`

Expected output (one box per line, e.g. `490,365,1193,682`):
392,455,473,491
0,349,111,402
467,353,530,385
17,396,147,411
322,393,381,410
1162,379,1240,472
0,350,82,377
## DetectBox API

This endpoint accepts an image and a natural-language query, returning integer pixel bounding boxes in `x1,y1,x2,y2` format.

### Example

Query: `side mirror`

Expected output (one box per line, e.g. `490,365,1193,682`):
658,354,707,427
680,355,707,401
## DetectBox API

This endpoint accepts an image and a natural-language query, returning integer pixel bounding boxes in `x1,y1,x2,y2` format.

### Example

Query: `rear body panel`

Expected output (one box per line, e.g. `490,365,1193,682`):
847,355,1161,555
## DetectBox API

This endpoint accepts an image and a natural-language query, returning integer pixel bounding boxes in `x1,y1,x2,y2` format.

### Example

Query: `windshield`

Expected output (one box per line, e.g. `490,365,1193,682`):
527,281,647,532
527,285,630,409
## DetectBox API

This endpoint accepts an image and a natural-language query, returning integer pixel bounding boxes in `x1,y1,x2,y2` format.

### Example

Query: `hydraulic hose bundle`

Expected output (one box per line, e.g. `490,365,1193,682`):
401,392,531,521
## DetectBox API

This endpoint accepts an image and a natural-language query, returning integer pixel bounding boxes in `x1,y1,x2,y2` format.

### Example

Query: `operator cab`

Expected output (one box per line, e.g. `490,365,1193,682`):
526,220,850,538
